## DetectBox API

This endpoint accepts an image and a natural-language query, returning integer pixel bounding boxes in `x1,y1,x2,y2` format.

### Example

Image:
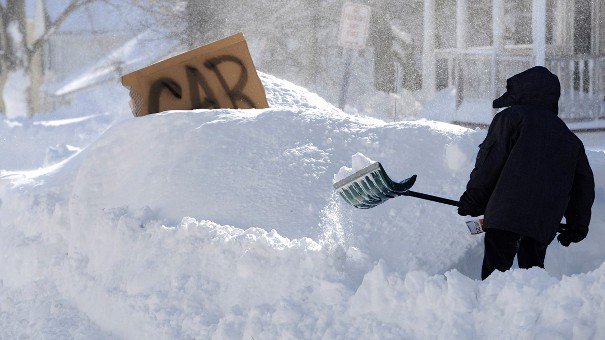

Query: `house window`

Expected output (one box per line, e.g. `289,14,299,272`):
574,0,592,54
505,0,555,46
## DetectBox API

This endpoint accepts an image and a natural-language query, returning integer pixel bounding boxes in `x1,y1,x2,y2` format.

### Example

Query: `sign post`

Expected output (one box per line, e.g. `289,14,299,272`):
337,2,371,110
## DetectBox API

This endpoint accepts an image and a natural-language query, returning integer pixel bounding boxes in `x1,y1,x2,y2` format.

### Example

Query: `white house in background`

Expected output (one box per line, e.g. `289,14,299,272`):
421,0,604,125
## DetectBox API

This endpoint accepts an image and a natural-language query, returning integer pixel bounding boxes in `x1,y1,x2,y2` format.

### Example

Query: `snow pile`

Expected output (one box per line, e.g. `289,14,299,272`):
333,152,375,183
66,75,479,275
0,112,114,170
0,73,604,338
340,262,605,339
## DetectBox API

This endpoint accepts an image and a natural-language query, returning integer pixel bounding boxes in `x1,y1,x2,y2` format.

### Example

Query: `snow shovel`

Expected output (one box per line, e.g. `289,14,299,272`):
333,162,459,209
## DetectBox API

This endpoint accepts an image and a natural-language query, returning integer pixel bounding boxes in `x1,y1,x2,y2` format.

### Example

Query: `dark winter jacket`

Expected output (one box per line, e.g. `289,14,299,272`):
459,66,595,244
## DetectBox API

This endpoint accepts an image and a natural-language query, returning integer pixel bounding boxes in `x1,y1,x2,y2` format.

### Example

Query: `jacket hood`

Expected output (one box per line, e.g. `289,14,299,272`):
492,66,561,114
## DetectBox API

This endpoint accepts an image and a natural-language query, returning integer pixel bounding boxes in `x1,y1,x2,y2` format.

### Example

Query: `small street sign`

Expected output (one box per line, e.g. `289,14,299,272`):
338,3,372,50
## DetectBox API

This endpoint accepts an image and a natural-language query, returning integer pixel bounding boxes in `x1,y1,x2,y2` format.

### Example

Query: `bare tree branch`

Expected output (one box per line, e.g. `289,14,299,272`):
29,0,99,55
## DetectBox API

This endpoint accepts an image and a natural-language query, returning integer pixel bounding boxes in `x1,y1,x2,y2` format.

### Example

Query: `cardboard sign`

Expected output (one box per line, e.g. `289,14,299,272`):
121,33,269,117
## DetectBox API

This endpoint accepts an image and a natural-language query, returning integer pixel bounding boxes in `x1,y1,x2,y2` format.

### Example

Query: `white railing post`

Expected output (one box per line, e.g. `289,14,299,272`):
600,58,605,118
598,58,604,119
557,59,564,95
448,57,454,87
588,58,595,98
579,59,585,100
569,59,576,100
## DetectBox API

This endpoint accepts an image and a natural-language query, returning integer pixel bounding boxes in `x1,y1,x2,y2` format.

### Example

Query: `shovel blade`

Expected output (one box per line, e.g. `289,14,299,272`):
333,162,416,209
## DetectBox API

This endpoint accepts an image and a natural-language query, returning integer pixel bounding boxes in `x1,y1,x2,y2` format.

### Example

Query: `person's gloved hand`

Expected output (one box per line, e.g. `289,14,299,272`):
457,193,483,217
557,223,588,247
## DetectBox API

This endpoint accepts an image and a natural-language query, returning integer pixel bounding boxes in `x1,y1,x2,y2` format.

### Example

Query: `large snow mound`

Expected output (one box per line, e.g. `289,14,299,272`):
68,74,479,276
0,73,604,338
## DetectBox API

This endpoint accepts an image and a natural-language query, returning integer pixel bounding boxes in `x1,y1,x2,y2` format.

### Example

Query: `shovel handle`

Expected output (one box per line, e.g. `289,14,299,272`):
403,190,460,207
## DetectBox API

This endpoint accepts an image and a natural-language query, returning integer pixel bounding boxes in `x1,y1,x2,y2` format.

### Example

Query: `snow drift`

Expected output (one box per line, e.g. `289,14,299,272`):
68,75,480,277
0,73,604,338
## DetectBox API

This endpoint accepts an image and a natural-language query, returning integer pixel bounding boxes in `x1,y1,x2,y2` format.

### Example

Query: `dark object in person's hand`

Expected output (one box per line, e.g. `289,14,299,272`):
458,205,483,217
457,194,483,217
557,223,588,247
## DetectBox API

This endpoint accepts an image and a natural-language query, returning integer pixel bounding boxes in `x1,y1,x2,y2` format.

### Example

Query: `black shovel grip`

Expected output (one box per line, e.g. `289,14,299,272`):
403,190,460,207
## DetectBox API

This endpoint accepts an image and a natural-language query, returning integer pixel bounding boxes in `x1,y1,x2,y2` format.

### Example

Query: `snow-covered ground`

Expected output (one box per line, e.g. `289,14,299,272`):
0,73,604,338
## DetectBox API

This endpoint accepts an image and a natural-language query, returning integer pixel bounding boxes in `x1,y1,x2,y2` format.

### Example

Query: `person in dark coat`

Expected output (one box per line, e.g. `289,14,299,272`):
458,66,595,280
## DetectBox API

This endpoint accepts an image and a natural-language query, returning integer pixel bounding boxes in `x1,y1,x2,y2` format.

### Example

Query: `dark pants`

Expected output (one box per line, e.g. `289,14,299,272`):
481,228,548,280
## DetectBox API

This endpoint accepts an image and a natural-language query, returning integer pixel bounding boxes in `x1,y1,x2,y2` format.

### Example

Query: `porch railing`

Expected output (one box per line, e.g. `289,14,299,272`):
547,56,605,120
435,49,605,122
